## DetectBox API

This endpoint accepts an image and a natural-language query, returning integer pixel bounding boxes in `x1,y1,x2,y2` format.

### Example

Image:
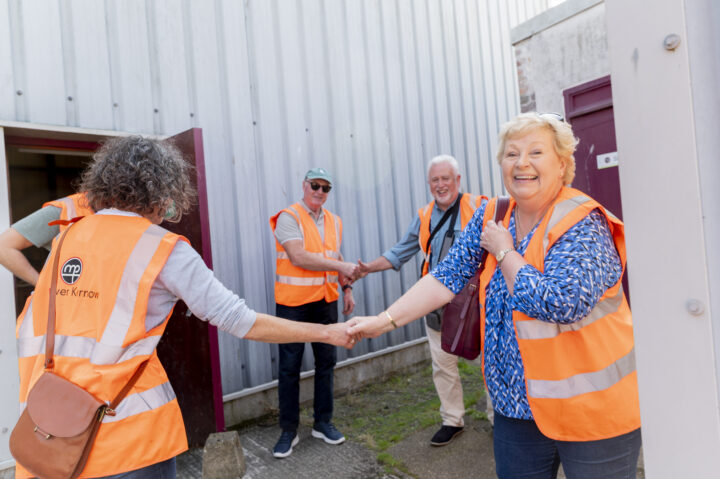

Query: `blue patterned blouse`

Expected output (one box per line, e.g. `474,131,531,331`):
431,199,622,420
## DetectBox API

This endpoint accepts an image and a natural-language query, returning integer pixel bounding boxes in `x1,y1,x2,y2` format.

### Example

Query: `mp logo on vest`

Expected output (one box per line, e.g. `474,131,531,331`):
61,258,83,284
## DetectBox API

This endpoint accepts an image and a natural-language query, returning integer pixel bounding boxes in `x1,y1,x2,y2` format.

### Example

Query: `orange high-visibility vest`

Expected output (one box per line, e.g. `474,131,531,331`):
44,192,94,231
418,193,486,276
15,215,189,478
477,189,640,441
270,203,342,306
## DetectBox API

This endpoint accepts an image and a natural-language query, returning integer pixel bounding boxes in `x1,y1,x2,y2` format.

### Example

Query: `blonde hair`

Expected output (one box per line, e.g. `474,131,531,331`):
496,112,578,186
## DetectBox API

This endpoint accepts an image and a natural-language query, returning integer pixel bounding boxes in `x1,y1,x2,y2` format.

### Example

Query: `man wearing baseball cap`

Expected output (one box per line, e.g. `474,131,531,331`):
269,167,358,458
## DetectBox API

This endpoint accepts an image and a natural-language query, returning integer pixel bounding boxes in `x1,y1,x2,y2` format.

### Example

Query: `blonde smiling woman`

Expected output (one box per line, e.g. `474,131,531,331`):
349,112,641,479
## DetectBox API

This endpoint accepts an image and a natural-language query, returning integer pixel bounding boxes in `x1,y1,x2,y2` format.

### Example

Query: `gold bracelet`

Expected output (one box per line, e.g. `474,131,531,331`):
384,310,398,329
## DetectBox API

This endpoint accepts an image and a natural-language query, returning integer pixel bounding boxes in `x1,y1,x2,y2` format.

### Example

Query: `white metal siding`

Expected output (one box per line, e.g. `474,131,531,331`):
0,0,549,395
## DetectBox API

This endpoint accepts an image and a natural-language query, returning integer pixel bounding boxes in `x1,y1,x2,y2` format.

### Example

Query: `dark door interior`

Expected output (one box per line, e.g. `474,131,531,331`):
5,137,97,313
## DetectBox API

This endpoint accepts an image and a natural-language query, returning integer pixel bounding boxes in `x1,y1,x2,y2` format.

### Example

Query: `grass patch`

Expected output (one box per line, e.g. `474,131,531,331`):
297,358,487,475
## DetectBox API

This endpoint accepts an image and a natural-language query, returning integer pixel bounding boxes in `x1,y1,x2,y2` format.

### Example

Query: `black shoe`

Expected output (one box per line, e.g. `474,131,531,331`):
273,430,299,458
430,425,464,446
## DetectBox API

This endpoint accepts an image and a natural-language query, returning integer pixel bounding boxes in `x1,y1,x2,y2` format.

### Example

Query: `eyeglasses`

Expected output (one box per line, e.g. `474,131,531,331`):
539,112,565,122
307,181,332,193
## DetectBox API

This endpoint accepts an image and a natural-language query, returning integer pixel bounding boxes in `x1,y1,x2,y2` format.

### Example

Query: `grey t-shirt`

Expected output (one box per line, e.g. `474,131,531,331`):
274,201,325,244
12,205,62,249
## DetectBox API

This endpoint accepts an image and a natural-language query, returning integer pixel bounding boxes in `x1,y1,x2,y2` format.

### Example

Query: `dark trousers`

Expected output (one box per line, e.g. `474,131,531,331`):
93,457,176,478
493,411,642,479
276,299,338,431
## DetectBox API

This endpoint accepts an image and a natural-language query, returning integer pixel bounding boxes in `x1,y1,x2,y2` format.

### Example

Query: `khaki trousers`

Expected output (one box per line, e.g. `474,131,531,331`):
426,324,465,426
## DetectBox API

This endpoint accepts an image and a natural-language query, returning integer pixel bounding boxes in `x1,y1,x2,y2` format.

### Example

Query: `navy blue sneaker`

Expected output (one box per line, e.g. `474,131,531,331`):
273,430,299,458
311,422,345,445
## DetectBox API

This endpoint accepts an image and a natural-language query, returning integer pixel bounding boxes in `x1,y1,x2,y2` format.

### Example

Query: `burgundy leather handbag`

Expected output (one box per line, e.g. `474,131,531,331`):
441,197,510,359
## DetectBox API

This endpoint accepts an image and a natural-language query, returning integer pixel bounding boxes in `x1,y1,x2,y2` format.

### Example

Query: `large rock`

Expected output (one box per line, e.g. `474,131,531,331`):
202,431,246,478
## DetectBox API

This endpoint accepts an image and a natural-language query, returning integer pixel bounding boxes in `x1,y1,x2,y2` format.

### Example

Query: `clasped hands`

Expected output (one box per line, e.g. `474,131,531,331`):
325,314,392,349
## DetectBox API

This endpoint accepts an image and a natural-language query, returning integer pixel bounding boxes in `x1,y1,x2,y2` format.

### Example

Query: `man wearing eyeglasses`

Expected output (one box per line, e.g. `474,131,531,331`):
269,167,358,458
357,155,486,447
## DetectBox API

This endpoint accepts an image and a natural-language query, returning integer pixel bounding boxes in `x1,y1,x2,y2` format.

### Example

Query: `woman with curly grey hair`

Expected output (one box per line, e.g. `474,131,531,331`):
80,136,194,223
13,136,353,479
349,112,641,478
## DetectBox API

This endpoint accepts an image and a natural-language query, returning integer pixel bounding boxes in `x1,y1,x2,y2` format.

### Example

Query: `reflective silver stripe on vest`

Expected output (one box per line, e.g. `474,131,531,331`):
276,275,327,286
102,381,176,423
17,335,93,359
16,334,162,362
289,205,305,244
543,195,591,252
60,197,76,220
89,335,162,364
277,251,326,260
92,225,166,365
325,250,340,259
515,287,624,340
333,212,340,248
17,298,34,340
526,348,636,399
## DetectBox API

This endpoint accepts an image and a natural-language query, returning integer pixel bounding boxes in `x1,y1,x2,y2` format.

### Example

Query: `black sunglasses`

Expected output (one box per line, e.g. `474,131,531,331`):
307,180,332,193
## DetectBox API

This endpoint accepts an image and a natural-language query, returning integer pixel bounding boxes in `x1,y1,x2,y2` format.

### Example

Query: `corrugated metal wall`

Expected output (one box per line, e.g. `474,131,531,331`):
0,0,549,396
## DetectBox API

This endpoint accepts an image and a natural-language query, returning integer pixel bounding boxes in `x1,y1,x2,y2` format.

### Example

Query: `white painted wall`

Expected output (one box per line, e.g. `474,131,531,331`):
606,0,720,476
0,129,21,471
512,0,609,114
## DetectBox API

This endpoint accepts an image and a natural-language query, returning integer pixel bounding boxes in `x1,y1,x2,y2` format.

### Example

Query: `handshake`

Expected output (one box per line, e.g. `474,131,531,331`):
337,260,373,283
322,315,391,349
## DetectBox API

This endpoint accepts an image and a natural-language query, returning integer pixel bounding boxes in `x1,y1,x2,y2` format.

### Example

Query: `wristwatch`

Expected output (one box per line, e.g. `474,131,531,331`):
495,247,514,264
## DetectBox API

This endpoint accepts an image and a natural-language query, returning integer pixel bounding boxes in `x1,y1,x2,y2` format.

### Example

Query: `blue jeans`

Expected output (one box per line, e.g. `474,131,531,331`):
276,300,338,431
494,411,641,479
92,457,176,478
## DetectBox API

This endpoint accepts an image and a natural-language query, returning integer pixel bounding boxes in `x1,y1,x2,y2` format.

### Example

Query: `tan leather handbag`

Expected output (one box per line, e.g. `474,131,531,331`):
10,220,148,479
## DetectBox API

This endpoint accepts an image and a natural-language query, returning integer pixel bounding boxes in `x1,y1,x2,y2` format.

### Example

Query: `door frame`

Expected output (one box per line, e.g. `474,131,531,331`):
0,121,222,469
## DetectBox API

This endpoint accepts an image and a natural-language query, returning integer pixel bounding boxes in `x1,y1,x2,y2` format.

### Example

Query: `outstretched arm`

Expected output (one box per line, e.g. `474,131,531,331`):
347,274,454,338
245,313,353,348
357,256,393,277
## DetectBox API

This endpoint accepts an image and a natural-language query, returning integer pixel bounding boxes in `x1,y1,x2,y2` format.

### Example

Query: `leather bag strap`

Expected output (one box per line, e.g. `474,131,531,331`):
478,196,511,264
44,222,76,370
448,196,511,350
43,217,150,411
495,197,511,229
109,360,149,411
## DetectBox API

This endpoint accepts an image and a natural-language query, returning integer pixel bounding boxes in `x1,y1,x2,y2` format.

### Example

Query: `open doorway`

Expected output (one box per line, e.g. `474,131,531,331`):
1,126,222,448
5,136,97,313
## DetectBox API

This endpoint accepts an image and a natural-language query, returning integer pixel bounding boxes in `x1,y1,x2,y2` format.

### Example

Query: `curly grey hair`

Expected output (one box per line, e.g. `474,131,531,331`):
79,136,196,222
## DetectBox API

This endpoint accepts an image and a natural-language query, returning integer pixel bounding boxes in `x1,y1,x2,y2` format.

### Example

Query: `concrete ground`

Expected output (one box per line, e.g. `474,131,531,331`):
178,418,644,478
177,357,644,479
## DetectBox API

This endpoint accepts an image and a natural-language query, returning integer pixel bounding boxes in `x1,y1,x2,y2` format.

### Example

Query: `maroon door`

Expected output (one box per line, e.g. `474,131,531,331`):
564,76,623,219
158,128,225,446
564,76,629,300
